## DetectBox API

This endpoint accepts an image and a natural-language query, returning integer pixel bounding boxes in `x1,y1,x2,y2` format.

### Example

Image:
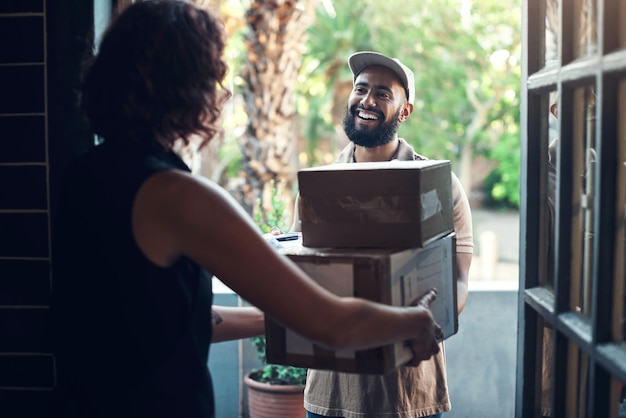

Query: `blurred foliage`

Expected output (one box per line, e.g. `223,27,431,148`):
253,179,290,233
296,1,374,165
483,127,521,208
219,0,522,209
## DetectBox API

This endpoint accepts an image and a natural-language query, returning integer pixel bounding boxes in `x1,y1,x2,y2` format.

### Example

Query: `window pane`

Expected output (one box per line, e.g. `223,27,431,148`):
545,0,559,66
620,2,626,49
541,318,554,417
573,0,598,58
567,341,590,417
612,377,626,418
544,90,559,290
615,79,626,343
569,86,597,316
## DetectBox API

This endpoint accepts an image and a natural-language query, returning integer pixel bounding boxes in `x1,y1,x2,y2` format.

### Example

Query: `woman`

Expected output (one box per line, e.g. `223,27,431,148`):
50,2,443,417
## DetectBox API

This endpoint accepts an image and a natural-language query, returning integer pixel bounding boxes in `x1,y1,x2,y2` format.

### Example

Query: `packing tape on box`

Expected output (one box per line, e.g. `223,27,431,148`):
420,189,443,221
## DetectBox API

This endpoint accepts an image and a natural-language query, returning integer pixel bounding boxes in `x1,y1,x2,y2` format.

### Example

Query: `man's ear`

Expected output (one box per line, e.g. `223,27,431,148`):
399,103,414,122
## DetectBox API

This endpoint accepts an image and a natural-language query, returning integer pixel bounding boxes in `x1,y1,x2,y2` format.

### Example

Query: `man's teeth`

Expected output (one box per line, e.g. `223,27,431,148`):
358,111,379,120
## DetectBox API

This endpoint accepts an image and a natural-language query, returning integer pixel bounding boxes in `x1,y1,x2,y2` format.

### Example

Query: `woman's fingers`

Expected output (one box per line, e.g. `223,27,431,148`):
414,288,437,308
405,288,443,367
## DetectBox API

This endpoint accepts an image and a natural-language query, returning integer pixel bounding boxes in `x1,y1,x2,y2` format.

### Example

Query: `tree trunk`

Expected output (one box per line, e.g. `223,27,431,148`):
237,0,316,227
186,0,227,181
461,76,495,198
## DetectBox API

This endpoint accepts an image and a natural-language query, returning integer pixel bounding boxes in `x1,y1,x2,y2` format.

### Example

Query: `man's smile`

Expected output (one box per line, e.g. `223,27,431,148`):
357,110,380,120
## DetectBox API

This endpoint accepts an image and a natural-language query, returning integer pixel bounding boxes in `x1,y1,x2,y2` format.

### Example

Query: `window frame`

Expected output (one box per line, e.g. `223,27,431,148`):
517,0,626,417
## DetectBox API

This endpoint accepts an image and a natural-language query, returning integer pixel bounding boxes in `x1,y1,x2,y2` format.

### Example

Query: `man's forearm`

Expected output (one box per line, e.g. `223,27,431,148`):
455,252,472,314
456,280,469,314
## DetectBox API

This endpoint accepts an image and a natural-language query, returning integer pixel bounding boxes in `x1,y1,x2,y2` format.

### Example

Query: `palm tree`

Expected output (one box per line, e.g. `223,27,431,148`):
297,1,373,166
235,0,317,225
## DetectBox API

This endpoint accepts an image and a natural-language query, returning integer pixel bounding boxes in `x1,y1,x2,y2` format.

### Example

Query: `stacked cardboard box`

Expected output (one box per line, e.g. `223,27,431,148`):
297,160,453,248
265,160,458,374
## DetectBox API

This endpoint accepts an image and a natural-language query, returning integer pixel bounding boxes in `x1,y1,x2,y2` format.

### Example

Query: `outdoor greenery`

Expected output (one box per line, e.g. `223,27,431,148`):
484,125,521,208
216,0,522,216
253,179,290,233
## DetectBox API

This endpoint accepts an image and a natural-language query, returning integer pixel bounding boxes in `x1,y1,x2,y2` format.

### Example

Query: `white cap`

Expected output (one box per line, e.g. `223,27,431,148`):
348,51,415,105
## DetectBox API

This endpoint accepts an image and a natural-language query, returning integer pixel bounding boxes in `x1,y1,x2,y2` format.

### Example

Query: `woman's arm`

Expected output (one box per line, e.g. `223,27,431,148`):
132,170,442,359
211,306,265,343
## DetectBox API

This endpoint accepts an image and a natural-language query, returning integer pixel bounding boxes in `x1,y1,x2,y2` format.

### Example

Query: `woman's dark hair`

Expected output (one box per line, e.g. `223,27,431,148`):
80,0,230,149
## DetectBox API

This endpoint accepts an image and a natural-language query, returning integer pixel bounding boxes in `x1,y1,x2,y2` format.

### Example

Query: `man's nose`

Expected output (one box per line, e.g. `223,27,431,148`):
360,92,376,107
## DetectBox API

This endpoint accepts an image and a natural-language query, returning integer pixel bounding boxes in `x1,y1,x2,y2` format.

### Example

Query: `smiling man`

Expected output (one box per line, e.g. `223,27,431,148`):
342,53,413,158
300,52,474,418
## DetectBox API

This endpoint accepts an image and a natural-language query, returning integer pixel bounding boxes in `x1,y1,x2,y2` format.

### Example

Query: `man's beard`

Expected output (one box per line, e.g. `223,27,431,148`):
342,105,401,148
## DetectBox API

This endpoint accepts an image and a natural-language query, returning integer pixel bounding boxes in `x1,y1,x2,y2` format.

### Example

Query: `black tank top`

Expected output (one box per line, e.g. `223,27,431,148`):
51,141,214,418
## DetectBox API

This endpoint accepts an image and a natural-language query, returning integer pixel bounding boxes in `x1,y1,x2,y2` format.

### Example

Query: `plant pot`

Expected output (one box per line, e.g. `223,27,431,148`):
244,372,306,418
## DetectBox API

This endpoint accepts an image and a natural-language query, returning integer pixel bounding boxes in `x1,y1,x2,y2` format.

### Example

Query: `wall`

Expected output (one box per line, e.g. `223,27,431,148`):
0,4,246,417
1,2,52,416
0,1,94,417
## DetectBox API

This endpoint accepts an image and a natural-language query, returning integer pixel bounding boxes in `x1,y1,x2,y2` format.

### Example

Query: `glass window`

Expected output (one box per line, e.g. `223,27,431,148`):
612,377,626,418
520,1,626,416
566,341,591,417
617,1,626,48
540,317,554,417
545,0,559,66
573,0,598,59
568,86,597,316
544,90,559,291
615,79,626,344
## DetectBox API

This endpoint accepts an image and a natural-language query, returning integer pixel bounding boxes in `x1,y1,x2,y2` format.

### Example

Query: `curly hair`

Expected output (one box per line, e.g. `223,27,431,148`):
80,0,231,149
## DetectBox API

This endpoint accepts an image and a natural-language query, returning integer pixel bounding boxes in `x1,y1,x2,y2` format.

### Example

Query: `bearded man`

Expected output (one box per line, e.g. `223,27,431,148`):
291,51,474,418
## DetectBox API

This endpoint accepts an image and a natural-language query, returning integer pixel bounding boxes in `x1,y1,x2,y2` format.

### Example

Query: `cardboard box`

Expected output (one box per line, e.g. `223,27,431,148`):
297,160,454,248
265,234,457,374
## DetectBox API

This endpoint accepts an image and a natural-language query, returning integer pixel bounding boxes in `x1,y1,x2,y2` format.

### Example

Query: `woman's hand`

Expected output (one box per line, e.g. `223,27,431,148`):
404,289,444,367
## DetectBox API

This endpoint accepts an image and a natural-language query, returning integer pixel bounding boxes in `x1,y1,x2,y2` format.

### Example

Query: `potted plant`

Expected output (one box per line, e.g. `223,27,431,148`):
244,336,307,418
